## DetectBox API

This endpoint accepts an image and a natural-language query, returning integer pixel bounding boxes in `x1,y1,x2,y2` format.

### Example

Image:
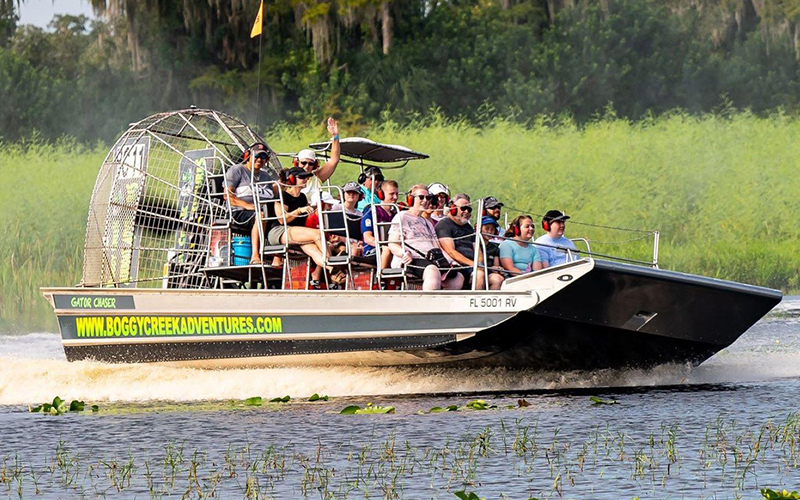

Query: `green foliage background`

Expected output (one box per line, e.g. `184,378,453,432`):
2,112,798,333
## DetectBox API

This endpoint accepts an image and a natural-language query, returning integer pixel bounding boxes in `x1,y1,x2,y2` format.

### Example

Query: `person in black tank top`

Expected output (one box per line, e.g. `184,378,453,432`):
268,167,339,284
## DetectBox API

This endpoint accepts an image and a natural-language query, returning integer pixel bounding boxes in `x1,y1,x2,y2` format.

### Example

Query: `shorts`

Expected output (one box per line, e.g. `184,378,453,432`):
231,210,257,230
267,225,287,246
406,258,437,280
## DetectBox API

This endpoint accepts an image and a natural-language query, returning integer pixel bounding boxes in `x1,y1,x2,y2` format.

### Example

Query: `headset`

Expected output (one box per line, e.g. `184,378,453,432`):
512,221,521,237
406,190,415,207
542,213,566,232
358,166,383,185
448,202,459,217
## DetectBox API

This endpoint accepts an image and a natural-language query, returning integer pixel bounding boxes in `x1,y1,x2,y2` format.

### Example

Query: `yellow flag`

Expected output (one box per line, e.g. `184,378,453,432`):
250,1,264,38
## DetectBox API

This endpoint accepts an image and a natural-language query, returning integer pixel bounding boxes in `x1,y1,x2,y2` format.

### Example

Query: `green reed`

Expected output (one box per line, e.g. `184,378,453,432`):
3,111,800,333
7,406,800,499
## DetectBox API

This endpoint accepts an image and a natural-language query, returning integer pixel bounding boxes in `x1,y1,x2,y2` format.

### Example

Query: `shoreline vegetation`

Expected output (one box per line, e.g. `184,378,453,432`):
2,111,799,333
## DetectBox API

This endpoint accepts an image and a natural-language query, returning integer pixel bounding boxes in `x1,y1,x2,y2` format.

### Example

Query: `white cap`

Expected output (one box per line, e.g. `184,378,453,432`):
310,191,337,206
428,182,449,196
297,149,317,161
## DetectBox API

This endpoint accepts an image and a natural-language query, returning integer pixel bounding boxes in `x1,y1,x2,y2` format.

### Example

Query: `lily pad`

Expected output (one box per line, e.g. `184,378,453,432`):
340,403,395,414
589,396,619,405
465,399,496,410
308,393,329,402
243,397,263,406
429,405,459,413
270,395,291,403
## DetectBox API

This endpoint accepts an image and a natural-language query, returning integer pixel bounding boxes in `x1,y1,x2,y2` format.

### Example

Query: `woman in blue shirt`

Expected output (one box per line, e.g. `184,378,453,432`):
498,215,546,275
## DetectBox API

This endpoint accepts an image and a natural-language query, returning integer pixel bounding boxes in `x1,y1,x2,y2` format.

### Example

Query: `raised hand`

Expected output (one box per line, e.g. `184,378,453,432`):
326,117,339,138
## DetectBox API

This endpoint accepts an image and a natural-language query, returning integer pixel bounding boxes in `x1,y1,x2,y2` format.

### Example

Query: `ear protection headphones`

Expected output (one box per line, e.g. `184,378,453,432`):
448,202,459,217
542,219,551,232
377,190,385,201
406,190,414,207
512,222,521,237
358,167,383,185
286,172,297,186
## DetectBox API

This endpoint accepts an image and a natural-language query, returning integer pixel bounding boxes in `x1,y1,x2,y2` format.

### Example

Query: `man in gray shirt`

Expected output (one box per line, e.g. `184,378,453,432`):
224,142,277,264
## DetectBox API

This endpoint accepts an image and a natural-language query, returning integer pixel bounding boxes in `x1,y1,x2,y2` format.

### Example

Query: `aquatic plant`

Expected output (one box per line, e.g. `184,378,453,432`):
589,396,619,405
339,403,396,414
762,489,800,500
309,393,329,401
270,395,291,403
28,396,98,415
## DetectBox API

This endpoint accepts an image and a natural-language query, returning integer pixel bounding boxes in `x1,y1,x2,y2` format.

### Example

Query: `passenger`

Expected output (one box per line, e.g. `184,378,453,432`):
331,181,364,257
535,210,580,267
224,142,277,264
479,216,502,268
482,196,504,226
362,180,399,269
356,166,384,211
435,194,504,290
387,184,464,291
335,181,364,219
499,215,546,275
297,117,341,200
269,167,344,283
428,183,450,222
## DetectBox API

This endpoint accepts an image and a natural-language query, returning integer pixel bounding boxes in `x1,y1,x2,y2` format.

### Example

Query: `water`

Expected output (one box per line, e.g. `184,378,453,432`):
1,299,799,499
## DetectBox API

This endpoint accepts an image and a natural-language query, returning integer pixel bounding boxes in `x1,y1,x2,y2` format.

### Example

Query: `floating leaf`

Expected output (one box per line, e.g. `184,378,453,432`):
465,399,496,410
91,405,99,412
270,396,291,403
589,396,618,405
429,405,459,413
69,400,85,412
454,491,482,500
340,403,395,415
761,489,800,500
309,393,329,402
242,397,263,406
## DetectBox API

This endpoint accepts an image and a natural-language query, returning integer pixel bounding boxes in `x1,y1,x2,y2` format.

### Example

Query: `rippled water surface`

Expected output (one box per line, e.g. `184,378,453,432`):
1,298,799,499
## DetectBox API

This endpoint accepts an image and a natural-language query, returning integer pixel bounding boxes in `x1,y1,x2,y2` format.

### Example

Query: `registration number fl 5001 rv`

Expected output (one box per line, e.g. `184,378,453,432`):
469,297,516,308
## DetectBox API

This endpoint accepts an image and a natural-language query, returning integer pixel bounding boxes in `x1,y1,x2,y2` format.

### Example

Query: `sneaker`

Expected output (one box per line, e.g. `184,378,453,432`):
309,280,321,290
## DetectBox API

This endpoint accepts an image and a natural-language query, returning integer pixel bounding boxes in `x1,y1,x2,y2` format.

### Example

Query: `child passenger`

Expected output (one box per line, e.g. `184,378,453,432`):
498,215,546,276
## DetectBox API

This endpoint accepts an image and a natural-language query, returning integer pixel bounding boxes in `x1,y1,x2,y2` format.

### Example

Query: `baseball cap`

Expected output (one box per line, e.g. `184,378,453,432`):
543,209,570,222
286,166,314,179
428,182,449,197
296,149,317,161
311,191,337,205
343,181,360,193
248,143,269,158
483,196,504,209
481,216,500,228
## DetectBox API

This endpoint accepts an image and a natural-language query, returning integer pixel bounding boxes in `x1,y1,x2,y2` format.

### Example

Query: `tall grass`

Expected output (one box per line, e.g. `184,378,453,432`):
2,112,799,332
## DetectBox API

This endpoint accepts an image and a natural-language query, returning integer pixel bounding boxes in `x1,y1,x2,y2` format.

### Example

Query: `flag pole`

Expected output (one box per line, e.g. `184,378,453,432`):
256,32,262,132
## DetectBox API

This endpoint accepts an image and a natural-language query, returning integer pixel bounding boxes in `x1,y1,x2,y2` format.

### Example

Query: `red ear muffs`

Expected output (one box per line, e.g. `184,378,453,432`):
513,223,521,237
243,149,251,162
292,157,298,168
286,174,297,186
406,191,414,206
448,202,459,217
542,220,550,232
377,190,385,201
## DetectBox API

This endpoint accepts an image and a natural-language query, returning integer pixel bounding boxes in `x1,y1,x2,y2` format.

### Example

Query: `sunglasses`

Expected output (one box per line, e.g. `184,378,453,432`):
299,160,316,166
254,152,268,160
458,206,473,214
414,194,436,202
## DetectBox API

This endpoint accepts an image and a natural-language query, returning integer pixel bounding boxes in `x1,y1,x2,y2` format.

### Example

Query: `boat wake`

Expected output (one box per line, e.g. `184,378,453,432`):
1,311,799,406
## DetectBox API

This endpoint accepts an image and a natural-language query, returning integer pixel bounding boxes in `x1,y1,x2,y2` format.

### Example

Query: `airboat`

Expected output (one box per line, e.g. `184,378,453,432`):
41,108,781,370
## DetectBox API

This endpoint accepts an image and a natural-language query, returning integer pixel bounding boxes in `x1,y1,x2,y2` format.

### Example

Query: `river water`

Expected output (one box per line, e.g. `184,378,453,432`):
1,298,799,499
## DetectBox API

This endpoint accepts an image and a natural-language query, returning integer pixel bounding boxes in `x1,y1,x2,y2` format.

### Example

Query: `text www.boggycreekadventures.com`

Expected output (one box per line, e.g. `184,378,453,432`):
74,316,283,338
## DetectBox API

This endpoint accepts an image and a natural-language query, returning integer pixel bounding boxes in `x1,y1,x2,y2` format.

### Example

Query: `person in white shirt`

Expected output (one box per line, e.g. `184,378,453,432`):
535,209,579,267
427,182,450,222
298,117,341,200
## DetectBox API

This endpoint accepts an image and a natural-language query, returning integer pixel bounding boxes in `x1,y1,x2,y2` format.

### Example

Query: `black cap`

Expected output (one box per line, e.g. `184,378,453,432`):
483,196,504,209
286,166,313,179
543,209,570,222
249,142,268,154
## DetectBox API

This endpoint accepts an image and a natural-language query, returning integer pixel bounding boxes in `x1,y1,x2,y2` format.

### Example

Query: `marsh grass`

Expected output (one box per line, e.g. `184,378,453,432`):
3,112,800,332
4,408,800,498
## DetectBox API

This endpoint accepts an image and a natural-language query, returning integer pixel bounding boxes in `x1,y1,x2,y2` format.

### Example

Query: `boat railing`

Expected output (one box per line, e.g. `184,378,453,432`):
253,179,290,283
